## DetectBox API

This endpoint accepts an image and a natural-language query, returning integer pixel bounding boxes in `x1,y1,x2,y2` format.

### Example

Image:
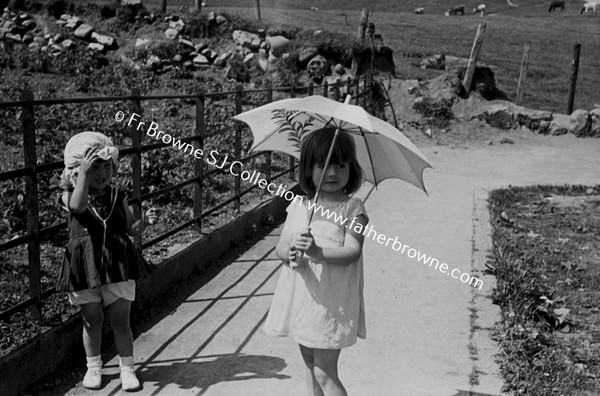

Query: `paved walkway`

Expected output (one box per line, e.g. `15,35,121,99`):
64,134,600,396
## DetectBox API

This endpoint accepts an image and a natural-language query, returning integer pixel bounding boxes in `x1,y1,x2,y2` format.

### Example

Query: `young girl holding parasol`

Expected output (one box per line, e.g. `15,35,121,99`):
264,127,368,396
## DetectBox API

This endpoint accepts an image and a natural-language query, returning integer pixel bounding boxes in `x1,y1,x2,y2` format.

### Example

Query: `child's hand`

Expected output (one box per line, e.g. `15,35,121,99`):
78,146,100,176
292,227,319,257
144,208,161,225
288,246,298,263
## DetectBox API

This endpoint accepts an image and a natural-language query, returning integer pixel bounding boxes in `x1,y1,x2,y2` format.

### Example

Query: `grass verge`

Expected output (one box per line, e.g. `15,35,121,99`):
488,185,600,395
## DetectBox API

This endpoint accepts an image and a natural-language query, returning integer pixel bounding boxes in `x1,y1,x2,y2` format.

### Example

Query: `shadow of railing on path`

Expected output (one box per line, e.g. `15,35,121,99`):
103,240,285,395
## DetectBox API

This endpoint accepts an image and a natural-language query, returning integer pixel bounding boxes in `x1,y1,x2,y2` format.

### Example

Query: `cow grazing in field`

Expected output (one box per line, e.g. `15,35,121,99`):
548,0,565,12
414,7,424,14
581,2,599,13
473,4,486,15
445,5,465,15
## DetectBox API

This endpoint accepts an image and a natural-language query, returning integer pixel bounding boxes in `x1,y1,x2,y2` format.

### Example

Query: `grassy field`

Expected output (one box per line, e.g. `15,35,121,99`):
185,0,599,113
33,0,600,113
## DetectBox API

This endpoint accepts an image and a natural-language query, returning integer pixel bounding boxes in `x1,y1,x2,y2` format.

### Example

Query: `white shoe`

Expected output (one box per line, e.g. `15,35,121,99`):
120,366,141,391
82,366,102,390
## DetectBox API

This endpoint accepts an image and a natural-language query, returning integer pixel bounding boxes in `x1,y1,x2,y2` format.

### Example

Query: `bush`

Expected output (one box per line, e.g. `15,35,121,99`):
413,97,454,129
0,45,53,73
293,29,358,69
100,4,117,19
149,40,180,60
46,0,71,19
185,14,213,39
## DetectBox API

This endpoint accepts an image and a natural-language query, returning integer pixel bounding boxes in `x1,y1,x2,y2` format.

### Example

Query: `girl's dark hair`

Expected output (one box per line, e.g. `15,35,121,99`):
298,128,363,197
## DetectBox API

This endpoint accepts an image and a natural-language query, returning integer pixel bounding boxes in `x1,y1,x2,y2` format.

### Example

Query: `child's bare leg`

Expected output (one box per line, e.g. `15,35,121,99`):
106,298,133,356
299,344,324,396
107,298,140,391
80,302,104,357
313,348,347,396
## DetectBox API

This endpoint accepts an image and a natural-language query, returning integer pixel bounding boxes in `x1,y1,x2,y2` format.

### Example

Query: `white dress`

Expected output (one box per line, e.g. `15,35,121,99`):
263,197,368,349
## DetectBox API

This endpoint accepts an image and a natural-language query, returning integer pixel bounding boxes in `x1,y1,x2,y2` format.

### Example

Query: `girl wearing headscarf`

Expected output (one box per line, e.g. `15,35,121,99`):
57,131,159,391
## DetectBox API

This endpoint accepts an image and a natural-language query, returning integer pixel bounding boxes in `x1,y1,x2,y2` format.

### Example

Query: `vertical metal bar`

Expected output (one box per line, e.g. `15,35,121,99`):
567,43,581,115
194,93,204,230
362,74,368,108
347,78,353,101
130,89,143,248
265,85,273,191
21,90,41,321
334,79,340,101
354,77,360,104
289,83,296,180
234,85,242,212
323,80,329,98
308,81,313,96
369,73,374,105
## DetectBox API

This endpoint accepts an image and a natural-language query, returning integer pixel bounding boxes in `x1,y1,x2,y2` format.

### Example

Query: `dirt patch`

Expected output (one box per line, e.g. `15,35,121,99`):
545,194,600,209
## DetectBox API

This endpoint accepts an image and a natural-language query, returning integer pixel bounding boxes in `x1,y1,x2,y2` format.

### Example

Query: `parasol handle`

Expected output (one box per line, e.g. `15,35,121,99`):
290,95,352,269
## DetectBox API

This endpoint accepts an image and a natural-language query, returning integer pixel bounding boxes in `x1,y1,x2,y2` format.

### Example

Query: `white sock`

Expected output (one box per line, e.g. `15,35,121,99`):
119,355,135,369
86,355,102,369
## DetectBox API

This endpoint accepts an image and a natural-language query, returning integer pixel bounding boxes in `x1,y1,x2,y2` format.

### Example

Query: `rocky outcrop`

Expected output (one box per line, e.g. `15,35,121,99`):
420,54,445,70
0,8,120,54
451,93,599,136
569,109,592,137
548,114,569,135
590,109,600,136
73,23,93,40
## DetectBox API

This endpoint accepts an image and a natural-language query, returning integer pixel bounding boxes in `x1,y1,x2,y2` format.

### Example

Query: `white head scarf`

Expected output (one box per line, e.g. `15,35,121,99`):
61,131,119,188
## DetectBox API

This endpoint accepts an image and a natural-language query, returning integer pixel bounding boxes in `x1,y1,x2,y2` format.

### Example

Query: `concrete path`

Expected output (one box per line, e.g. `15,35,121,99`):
64,134,600,396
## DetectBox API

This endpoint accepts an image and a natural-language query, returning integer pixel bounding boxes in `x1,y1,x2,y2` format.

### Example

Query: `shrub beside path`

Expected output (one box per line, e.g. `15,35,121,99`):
62,133,600,395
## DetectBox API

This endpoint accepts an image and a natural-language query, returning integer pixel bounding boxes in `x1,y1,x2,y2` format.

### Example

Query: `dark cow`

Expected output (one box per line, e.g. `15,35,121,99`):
548,0,565,12
445,5,465,15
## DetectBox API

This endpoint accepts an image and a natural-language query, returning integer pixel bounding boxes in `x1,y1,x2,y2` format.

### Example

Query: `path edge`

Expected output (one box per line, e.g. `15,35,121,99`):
469,188,508,395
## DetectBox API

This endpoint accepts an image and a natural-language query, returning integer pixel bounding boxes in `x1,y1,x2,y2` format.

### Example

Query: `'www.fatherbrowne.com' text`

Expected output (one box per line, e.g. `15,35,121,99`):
305,201,484,289
120,111,483,289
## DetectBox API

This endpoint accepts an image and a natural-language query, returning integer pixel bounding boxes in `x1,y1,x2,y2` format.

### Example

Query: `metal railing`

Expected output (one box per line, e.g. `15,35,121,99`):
0,73,375,322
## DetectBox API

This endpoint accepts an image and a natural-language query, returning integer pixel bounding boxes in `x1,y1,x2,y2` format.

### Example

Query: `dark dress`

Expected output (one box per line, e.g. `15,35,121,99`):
56,186,152,292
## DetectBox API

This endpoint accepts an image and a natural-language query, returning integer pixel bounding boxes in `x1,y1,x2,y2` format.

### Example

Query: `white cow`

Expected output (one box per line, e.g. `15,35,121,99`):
581,2,599,13
414,7,424,14
473,3,486,15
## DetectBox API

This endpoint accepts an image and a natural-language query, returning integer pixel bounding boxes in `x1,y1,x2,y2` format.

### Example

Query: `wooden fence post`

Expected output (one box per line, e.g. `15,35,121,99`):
234,84,243,212
354,77,360,104
323,80,329,98
130,89,143,248
515,43,530,106
334,79,340,101
358,8,369,39
463,22,487,95
254,0,261,20
21,90,41,321
567,43,581,115
308,81,314,96
194,93,204,230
